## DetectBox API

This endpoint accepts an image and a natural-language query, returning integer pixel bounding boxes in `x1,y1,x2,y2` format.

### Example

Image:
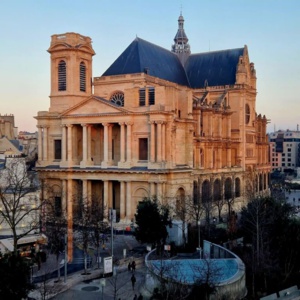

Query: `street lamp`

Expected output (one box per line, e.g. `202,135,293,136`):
100,277,106,300
197,220,201,259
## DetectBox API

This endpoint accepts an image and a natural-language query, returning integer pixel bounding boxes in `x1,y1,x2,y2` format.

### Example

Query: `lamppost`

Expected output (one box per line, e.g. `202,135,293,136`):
197,220,201,259
100,277,106,300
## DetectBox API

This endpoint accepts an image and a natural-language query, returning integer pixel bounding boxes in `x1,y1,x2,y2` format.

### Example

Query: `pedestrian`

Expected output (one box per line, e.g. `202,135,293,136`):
131,260,136,272
131,274,136,290
133,295,137,300
128,261,131,272
138,294,143,300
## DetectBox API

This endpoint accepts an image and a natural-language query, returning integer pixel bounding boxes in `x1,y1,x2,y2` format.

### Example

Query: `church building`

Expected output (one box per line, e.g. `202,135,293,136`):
35,14,270,258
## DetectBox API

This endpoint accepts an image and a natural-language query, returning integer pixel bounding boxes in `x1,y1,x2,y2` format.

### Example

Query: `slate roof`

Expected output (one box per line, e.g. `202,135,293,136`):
102,37,244,89
102,37,190,86
185,48,244,89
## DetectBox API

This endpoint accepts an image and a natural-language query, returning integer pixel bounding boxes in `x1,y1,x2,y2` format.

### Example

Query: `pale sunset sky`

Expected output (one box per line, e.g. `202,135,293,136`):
0,0,299,133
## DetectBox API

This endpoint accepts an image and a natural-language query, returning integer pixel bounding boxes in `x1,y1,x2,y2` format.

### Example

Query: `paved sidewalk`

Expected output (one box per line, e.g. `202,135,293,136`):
28,234,150,299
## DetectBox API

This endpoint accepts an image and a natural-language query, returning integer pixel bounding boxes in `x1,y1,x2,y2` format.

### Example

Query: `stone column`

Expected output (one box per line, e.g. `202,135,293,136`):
119,122,125,163
43,126,48,161
150,121,155,162
120,181,125,219
126,122,133,163
61,125,67,162
67,179,73,261
157,182,163,199
126,181,132,220
82,179,88,205
102,123,109,166
37,126,43,161
62,179,67,218
87,124,92,161
67,125,73,162
162,122,166,162
108,124,114,162
156,121,162,162
150,182,156,197
227,146,231,167
82,124,88,162
103,180,109,213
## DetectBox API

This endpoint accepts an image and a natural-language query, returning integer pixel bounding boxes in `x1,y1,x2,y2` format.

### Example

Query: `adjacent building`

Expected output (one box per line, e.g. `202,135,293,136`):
35,15,270,258
269,130,300,173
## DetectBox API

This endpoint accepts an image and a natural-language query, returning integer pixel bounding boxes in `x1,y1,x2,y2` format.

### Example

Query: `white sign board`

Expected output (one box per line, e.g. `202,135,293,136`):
104,256,113,274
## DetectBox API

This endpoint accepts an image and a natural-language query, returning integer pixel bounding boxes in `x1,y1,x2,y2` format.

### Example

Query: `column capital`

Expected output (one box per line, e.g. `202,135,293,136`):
66,124,73,128
149,121,156,125
155,120,164,125
61,124,67,128
125,121,133,126
118,122,125,126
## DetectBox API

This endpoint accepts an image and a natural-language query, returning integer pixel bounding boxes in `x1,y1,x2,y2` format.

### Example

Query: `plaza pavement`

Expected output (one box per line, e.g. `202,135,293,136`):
28,233,151,299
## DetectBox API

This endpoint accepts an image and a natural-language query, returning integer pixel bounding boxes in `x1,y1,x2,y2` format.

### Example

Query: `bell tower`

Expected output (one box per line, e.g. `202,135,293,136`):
48,32,95,112
172,13,191,66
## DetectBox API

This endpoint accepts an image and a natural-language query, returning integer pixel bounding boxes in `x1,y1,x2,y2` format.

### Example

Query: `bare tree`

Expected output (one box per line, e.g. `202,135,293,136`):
190,258,224,300
0,158,42,255
44,202,67,281
89,196,108,268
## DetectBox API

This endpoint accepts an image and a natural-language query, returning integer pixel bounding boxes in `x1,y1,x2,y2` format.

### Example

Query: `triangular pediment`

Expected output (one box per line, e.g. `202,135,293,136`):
61,96,127,117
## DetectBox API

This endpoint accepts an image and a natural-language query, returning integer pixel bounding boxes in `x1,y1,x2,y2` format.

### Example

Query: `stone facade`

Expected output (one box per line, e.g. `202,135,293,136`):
35,16,270,259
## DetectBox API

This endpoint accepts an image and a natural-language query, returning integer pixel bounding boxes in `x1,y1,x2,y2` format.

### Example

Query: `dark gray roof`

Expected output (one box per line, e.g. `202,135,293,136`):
102,37,244,89
185,48,244,88
102,37,190,86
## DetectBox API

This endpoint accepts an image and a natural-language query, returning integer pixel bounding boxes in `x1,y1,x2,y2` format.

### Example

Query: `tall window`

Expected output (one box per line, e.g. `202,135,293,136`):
148,87,155,105
54,140,62,160
245,104,250,124
139,138,148,160
54,197,62,217
80,62,86,92
58,60,66,91
139,88,146,106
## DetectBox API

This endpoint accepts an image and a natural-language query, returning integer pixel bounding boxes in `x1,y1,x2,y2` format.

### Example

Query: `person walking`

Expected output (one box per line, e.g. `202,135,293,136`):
133,295,137,300
131,274,136,290
131,260,136,272
128,261,131,272
137,294,143,300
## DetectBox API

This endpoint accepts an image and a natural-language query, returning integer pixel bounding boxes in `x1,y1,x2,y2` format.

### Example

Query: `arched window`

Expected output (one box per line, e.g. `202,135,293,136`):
58,60,66,91
80,62,86,92
224,178,232,200
202,180,211,203
235,177,241,197
213,179,222,201
110,91,124,106
193,181,199,204
245,104,250,124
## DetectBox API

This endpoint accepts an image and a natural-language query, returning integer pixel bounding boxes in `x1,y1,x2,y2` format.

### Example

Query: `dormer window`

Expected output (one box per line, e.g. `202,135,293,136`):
110,91,124,106
58,60,66,91
80,62,86,92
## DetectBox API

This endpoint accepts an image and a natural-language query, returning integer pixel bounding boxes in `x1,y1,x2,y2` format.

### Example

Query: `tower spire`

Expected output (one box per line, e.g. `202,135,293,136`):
172,13,191,66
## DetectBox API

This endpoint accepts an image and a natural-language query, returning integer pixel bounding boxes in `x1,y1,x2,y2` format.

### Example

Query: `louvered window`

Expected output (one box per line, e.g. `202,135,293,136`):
139,88,146,106
58,60,66,91
148,87,155,105
80,62,86,92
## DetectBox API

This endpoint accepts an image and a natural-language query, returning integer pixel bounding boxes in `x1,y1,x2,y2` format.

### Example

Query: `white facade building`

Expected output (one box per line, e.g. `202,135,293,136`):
269,130,300,172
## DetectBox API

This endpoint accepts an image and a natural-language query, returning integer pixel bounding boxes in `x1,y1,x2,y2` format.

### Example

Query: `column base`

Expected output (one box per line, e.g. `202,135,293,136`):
80,160,94,168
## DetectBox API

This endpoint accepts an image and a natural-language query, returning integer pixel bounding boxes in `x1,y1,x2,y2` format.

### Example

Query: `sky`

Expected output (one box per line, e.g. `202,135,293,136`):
0,0,299,133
